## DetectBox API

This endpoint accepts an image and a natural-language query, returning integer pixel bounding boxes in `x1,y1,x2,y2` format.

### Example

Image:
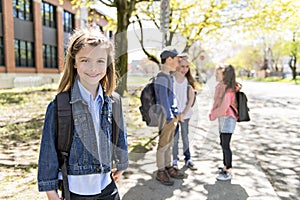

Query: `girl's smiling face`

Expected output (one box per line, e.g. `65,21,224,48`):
177,59,190,77
75,45,108,91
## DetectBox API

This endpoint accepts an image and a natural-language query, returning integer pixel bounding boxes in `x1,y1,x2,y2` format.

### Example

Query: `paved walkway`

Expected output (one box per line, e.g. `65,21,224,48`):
117,84,280,200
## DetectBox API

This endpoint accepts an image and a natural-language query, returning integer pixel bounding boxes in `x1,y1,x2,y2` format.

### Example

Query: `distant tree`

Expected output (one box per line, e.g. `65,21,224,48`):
245,0,300,79
226,46,262,71
133,0,297,72
288,32,300,79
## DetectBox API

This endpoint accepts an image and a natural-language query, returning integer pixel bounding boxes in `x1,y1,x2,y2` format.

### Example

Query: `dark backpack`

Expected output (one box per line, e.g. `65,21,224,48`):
55,91,121,200
187,85,197,107
235,91,250,122
139,73,170,127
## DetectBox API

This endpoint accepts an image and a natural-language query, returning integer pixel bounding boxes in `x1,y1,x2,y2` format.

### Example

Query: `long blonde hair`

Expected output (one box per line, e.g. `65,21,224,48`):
179,56,198,90
57,27,116,96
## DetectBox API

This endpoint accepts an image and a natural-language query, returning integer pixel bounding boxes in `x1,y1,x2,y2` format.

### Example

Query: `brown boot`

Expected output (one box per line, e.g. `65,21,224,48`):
166,166,185,179
156,170,174,186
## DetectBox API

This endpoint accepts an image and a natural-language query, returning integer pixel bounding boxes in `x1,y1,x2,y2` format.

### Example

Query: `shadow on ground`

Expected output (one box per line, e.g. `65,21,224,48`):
204,181,248,200
121,176,184,200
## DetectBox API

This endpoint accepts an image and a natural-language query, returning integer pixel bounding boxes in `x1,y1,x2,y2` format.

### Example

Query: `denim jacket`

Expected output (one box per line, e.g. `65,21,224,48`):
38,81,128,191
154,72,178,122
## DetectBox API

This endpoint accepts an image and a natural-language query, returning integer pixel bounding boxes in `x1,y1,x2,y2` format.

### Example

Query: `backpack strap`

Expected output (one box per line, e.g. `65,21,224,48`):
56,91,73,154
55,91,72,200
156,72,171,96
187,85,191,102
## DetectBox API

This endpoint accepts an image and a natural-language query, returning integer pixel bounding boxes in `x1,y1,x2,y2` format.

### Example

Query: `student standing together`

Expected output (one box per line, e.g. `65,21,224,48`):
172,54,198,171
38,27,128,200
209,64,238,181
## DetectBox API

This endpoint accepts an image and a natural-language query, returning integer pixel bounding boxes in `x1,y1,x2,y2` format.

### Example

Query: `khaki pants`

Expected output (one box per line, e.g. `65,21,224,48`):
156,117,178,170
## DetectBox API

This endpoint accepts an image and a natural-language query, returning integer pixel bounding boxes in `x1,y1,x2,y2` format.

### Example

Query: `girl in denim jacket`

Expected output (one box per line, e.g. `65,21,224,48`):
209,64,238,181
38,27,128,199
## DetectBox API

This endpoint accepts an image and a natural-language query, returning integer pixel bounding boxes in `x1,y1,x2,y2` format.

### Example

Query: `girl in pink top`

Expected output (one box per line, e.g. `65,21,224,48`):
209,64,238,181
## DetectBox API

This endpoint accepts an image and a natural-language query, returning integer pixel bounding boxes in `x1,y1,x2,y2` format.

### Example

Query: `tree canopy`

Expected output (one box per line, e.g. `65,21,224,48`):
67,0,300,84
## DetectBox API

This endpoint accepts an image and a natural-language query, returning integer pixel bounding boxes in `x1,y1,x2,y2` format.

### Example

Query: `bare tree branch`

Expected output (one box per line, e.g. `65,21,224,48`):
98,0,114,7
134,14,160,65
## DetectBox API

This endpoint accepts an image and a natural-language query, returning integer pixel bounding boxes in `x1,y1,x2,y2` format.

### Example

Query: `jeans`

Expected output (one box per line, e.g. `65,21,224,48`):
172,119,191,162
218,116,236,133
220,133,232,169
156,117,178,170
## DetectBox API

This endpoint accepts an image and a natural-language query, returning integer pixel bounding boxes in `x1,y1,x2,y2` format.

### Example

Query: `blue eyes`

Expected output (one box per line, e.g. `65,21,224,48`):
80,59,105,63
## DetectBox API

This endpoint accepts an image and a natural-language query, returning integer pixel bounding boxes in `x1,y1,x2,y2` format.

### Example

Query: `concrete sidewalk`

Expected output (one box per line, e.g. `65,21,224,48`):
117,86,280,200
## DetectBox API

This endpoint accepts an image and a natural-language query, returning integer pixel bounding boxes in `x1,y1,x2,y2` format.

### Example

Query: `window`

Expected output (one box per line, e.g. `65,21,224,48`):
14,39,35,67
63,11,74,33
13,0,33,21
0,37,4,66
43,44,57,69
41,2,56,28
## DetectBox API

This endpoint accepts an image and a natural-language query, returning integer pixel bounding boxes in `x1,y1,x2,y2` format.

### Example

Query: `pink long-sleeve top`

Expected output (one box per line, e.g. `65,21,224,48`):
209,82,238,121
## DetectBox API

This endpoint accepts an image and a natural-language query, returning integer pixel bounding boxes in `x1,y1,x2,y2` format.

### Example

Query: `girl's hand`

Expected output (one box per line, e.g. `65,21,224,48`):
209,113,216,121
176,114,183,122
111,169,123,182
46,190,61,200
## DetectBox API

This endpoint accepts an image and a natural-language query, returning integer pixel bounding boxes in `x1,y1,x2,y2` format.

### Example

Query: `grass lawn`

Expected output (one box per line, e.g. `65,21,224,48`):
241,76,300,84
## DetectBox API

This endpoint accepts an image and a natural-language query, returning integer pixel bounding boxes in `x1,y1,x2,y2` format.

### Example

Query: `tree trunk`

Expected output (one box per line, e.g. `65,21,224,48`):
293,56,297,80
115,1,131,96
289,55,297,80
292,67,297,80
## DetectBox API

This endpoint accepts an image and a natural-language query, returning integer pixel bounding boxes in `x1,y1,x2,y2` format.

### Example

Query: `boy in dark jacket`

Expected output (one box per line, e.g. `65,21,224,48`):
154,47,184,186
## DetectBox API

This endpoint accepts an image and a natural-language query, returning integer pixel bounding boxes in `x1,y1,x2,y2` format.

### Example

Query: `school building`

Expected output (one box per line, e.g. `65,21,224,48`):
0,0,111,88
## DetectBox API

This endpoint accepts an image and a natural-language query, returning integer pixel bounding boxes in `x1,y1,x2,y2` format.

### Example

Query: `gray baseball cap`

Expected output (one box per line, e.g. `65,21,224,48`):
160,48,178,60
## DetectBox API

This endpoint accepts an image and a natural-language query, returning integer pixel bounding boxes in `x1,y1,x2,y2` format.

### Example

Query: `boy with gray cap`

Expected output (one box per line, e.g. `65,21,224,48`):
154,47,185,186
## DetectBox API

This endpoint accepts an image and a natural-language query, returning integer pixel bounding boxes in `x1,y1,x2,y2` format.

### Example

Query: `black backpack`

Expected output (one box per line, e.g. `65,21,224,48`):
55,91,121,200
139,73,170,127
235,91,250,122
187,85,197,107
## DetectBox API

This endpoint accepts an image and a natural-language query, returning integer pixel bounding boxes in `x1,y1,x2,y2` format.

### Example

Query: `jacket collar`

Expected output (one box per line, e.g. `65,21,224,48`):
70,77,112,105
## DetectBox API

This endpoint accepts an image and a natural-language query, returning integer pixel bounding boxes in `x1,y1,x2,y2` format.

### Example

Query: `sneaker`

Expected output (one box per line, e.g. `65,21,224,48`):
166,166,185,179
185,160,197,171
216,171,232,181
156,170,174,186
217,167,226,174
172,160,178,169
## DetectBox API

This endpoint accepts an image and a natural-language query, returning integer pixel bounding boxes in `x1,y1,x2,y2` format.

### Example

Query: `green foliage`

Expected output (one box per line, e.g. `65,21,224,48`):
226,46,262,70
252,76,300,84
64,0,300,82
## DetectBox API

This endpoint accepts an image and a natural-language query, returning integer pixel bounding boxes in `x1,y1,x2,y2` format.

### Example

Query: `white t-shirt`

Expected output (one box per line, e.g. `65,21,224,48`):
174,77,192,119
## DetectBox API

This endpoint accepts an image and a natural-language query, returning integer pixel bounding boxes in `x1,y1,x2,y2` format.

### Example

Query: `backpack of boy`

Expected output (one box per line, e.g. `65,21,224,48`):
139,72,170,127
235,91,250,122
55,91,121,200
